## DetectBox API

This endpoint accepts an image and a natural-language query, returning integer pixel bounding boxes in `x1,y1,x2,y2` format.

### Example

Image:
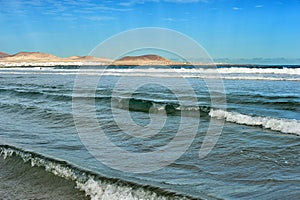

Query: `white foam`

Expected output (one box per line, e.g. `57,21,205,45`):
151,102,166,112
85,67,300,75
0,146,187,200
76,178,171,200
0,67,299,81
1,148,14,159
197,67,300,75
209,109,300,135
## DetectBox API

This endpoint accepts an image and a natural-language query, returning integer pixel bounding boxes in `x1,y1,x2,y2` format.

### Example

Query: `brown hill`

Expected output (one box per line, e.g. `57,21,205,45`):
0,52,112,64
114,54,174,65
0,51,184,66
117,54,170,62
67,56,95,60
66,55,113,63
0,52,61,62
0,52,10,58
12,52,60,60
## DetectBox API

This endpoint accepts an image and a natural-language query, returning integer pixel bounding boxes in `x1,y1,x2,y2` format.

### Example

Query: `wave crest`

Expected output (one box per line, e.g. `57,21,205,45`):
209,109,300,135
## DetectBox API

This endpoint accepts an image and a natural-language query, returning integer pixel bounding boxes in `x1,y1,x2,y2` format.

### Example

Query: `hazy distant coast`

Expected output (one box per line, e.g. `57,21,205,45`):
0,52,114,67
2,51,297,67
0,51,221,67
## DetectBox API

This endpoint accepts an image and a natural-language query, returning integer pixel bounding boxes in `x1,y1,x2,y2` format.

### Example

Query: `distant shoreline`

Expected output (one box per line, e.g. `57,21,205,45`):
0,52,299,67
1,63,299,68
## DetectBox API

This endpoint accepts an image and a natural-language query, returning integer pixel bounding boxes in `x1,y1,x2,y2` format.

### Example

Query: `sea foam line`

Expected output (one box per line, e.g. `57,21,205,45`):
0,67,300,75
209,109,300,135
0,145,193,200
0,71,299,81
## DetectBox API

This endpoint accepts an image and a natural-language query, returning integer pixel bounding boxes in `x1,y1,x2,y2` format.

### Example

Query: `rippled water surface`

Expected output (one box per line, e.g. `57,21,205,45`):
0,66,299,200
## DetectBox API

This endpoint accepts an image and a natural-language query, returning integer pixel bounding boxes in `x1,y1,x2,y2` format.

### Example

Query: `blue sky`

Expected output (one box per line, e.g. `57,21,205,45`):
1,0,300,63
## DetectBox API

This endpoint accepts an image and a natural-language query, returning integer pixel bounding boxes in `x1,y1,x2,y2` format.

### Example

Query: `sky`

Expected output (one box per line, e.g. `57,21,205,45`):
1,0,300,63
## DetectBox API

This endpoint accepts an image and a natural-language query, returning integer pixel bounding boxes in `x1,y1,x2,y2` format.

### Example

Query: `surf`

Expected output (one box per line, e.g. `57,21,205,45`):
209,109,300,135
0,144,196,200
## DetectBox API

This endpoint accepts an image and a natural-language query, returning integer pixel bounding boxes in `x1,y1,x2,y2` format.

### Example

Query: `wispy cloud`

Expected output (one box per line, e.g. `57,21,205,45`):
119,0,154,6
84,16,116,21
1,0,129,21
53,15,78,22
232,7,242,11
83,5,132,12
164,17,175,21
165,0,207,2
255,5,263,8
119,0,208,6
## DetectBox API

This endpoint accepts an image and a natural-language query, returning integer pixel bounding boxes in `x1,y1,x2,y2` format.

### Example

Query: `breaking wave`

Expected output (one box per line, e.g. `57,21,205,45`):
111,97,210,116
0,66,299,81
0,145,195,200
209,109,300,135
112,97,300,135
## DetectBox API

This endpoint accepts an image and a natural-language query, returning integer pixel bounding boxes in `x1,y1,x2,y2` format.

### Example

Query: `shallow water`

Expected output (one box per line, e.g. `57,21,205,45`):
0,154,88,200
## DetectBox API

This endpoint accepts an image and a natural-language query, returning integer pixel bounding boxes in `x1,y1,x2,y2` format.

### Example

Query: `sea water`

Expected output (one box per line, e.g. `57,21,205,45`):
0,66,299,199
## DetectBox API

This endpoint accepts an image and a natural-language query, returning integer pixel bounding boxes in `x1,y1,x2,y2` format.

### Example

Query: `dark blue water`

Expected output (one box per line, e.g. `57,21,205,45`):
0,66,299,200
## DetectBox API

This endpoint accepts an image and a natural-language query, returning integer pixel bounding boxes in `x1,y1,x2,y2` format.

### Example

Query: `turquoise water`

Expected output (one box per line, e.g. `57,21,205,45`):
0,66,299,200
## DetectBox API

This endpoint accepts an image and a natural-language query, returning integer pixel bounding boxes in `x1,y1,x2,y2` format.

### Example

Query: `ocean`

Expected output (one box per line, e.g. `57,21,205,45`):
0,65,299,200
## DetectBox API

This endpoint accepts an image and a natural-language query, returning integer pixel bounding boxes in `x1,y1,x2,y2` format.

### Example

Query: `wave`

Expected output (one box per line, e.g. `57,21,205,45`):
2,84,299,135
104,67,300,76
115,97,300,135
2,85,298,112
3,88,73,102
1,66,300,74
3,91,298,136
197,67,300,75
209,109,300,136
228,93,299,100
0,144,195,200
0,101,72,118
112,97,210,116
1,67,299,81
